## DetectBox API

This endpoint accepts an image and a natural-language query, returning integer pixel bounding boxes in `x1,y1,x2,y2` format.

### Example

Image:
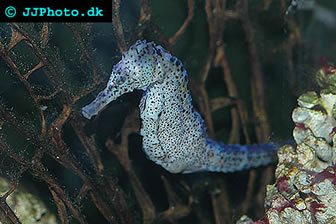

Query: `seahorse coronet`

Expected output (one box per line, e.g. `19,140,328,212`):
82,40,277,173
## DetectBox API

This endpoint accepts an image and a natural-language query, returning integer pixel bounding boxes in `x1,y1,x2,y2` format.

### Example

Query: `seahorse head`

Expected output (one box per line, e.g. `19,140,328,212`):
82,40,166,119
110,40,167,91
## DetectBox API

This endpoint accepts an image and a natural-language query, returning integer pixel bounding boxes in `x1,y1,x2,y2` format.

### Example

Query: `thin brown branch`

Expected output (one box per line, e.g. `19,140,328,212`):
209,97,233,111
112,0,127,52
201,2,236,223
48,104,72,149
65,23,101,83
148,22,170,49
237,0,274,218
0,104,42,146
136,0,152,39
106,109,155,224
71,119,104,174
47,145,120,223
50,188,69,224
255,166,274,218
0,48,47,136
10,23,64,89
237,0,270,142
1,103,118,223
0,139,28,168
3,26,125,222
198,0,227,138
211,184,232,224
1,184,17,200
241,169,257,214
223,11,239,19
138,0,151,26
0,198,22,224
23,61,44,80
36,89,61,101
7,27,25,51
76,184,90,204
104,177,132,224
283,17,301,97
37,165,87,224
72,78,105,103
88,189,120,224
158,176,191,222
0,137,86,224
40,23,49,48
169,0,194,45
48,125,125,223
215,45,251,144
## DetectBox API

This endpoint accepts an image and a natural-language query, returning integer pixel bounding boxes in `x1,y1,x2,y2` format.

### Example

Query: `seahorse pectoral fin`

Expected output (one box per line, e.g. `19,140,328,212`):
139,89,149,120
142,86,164,120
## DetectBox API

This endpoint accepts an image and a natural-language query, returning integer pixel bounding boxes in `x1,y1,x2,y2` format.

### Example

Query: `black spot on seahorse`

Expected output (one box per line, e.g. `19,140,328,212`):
170,56,175,63
157,48,162,57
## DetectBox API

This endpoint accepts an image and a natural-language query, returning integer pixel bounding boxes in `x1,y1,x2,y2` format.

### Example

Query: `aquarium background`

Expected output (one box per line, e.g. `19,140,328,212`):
0,0,335,223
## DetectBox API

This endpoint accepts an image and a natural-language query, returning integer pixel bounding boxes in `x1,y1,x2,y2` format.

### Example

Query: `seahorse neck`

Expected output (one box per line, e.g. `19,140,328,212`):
160,56,193,113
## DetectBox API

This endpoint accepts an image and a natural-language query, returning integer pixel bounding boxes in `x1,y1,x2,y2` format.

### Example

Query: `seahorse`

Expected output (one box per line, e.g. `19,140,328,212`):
82,40,277,174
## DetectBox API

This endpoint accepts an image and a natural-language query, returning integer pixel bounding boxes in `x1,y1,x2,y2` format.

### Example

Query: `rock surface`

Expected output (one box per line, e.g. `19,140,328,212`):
242,63,336,224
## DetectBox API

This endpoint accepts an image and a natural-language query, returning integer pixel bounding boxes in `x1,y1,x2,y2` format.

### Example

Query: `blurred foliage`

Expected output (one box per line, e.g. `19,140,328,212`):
0,0,335,223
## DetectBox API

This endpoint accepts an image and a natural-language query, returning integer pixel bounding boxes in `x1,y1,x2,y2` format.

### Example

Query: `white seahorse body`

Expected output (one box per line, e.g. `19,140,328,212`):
82,40,277,174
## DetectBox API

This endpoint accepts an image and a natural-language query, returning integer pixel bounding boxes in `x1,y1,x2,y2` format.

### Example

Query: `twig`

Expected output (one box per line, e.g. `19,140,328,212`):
198,0,219,138
168,0,194,45
138,0,151,30
209,97,234,111
50,188,69,224
1,184,17,200
40,23,49,48
7,26,25,51
0,137,87,224
65,23,101,83
0,104,119,223
23,62,44,80
0,198,22,224
71,119,104,174
237,0,274,217
76,184,90,204
241,169,257,214
106,109,156,224
215,44,251,144
3,27,125,223
112,0,127,52
10,23,64,89
0,47,47,136
104,177,132,224
237,0,270,142
36,89,61,100
283,13,301,97
157,176,191,222
211,184,232,224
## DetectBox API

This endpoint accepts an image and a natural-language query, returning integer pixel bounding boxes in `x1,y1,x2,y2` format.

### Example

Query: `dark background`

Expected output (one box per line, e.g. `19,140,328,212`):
0,0,336,223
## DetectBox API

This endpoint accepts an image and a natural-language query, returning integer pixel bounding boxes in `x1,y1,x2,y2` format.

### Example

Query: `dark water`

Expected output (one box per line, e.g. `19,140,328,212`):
0,0,335,223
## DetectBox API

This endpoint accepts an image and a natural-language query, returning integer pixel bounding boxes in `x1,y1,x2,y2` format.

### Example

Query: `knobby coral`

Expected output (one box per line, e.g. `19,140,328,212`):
250,63,336,224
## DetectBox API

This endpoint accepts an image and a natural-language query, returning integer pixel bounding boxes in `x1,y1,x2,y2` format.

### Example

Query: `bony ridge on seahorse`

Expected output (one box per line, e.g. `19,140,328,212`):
82,40,277,174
